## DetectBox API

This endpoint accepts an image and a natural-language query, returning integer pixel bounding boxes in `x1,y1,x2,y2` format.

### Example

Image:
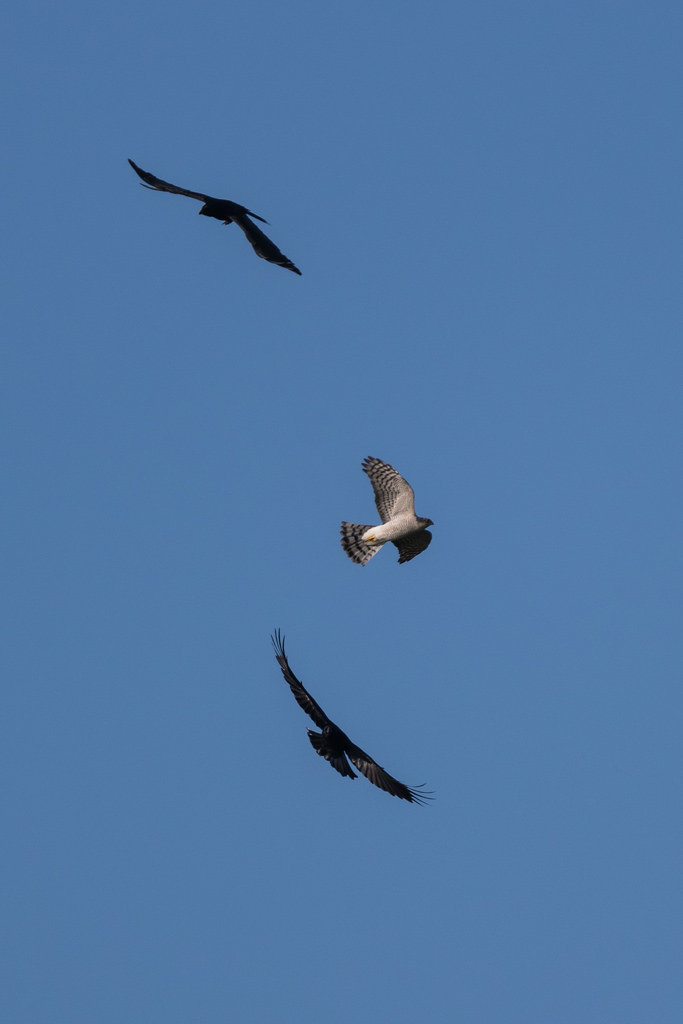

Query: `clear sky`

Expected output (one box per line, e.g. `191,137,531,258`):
2,2,682,1021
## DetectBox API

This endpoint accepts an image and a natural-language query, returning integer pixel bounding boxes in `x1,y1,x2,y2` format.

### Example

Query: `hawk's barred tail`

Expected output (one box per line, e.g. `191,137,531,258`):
340,522,383,566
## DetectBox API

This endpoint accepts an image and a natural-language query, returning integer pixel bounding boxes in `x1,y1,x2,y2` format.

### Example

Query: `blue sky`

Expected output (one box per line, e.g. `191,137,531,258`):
2,2,682,1021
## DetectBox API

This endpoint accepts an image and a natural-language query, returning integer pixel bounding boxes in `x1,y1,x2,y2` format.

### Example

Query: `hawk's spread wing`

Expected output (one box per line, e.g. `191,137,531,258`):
345,741,432,805
128,159,211,203
362,457,416,523
271,630,329,730
394,530,433,564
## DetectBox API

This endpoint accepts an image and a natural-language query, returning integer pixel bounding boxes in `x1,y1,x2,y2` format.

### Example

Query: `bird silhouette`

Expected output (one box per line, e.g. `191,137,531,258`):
128,159,301,275
272,630,432,804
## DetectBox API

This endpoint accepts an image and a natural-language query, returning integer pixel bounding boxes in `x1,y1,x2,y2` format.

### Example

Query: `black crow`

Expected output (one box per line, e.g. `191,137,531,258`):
271,630,431,805
128,159,301,275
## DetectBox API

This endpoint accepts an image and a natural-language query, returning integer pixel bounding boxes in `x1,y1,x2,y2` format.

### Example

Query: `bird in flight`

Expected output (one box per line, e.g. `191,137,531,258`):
271,630,431,805
341,456,433,565
128,159,301,275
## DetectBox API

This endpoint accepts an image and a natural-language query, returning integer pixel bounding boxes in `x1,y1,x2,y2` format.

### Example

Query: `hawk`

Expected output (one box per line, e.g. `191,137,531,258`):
128,159,301,275
341,456,433,565
271,631,431,805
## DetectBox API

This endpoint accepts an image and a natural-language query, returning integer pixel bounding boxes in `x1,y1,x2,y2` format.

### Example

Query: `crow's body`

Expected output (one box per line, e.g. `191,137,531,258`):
128,159,301,274
271,631,431,805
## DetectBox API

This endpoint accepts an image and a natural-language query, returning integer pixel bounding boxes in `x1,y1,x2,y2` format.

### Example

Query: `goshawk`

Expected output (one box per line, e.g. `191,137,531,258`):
341,457,433,565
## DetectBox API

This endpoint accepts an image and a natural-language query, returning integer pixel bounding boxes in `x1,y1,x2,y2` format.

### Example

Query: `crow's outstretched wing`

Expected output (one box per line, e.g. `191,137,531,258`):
233,215,302,275
128,159,211,203
271,630,329,730
345,741,432,805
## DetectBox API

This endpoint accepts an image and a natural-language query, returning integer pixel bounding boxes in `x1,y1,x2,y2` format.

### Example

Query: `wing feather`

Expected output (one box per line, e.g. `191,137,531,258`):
271,630,329,730
128,159,211,203
393,530,433,564
362,457,416,523
233,215,302,275
346,742,432,805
